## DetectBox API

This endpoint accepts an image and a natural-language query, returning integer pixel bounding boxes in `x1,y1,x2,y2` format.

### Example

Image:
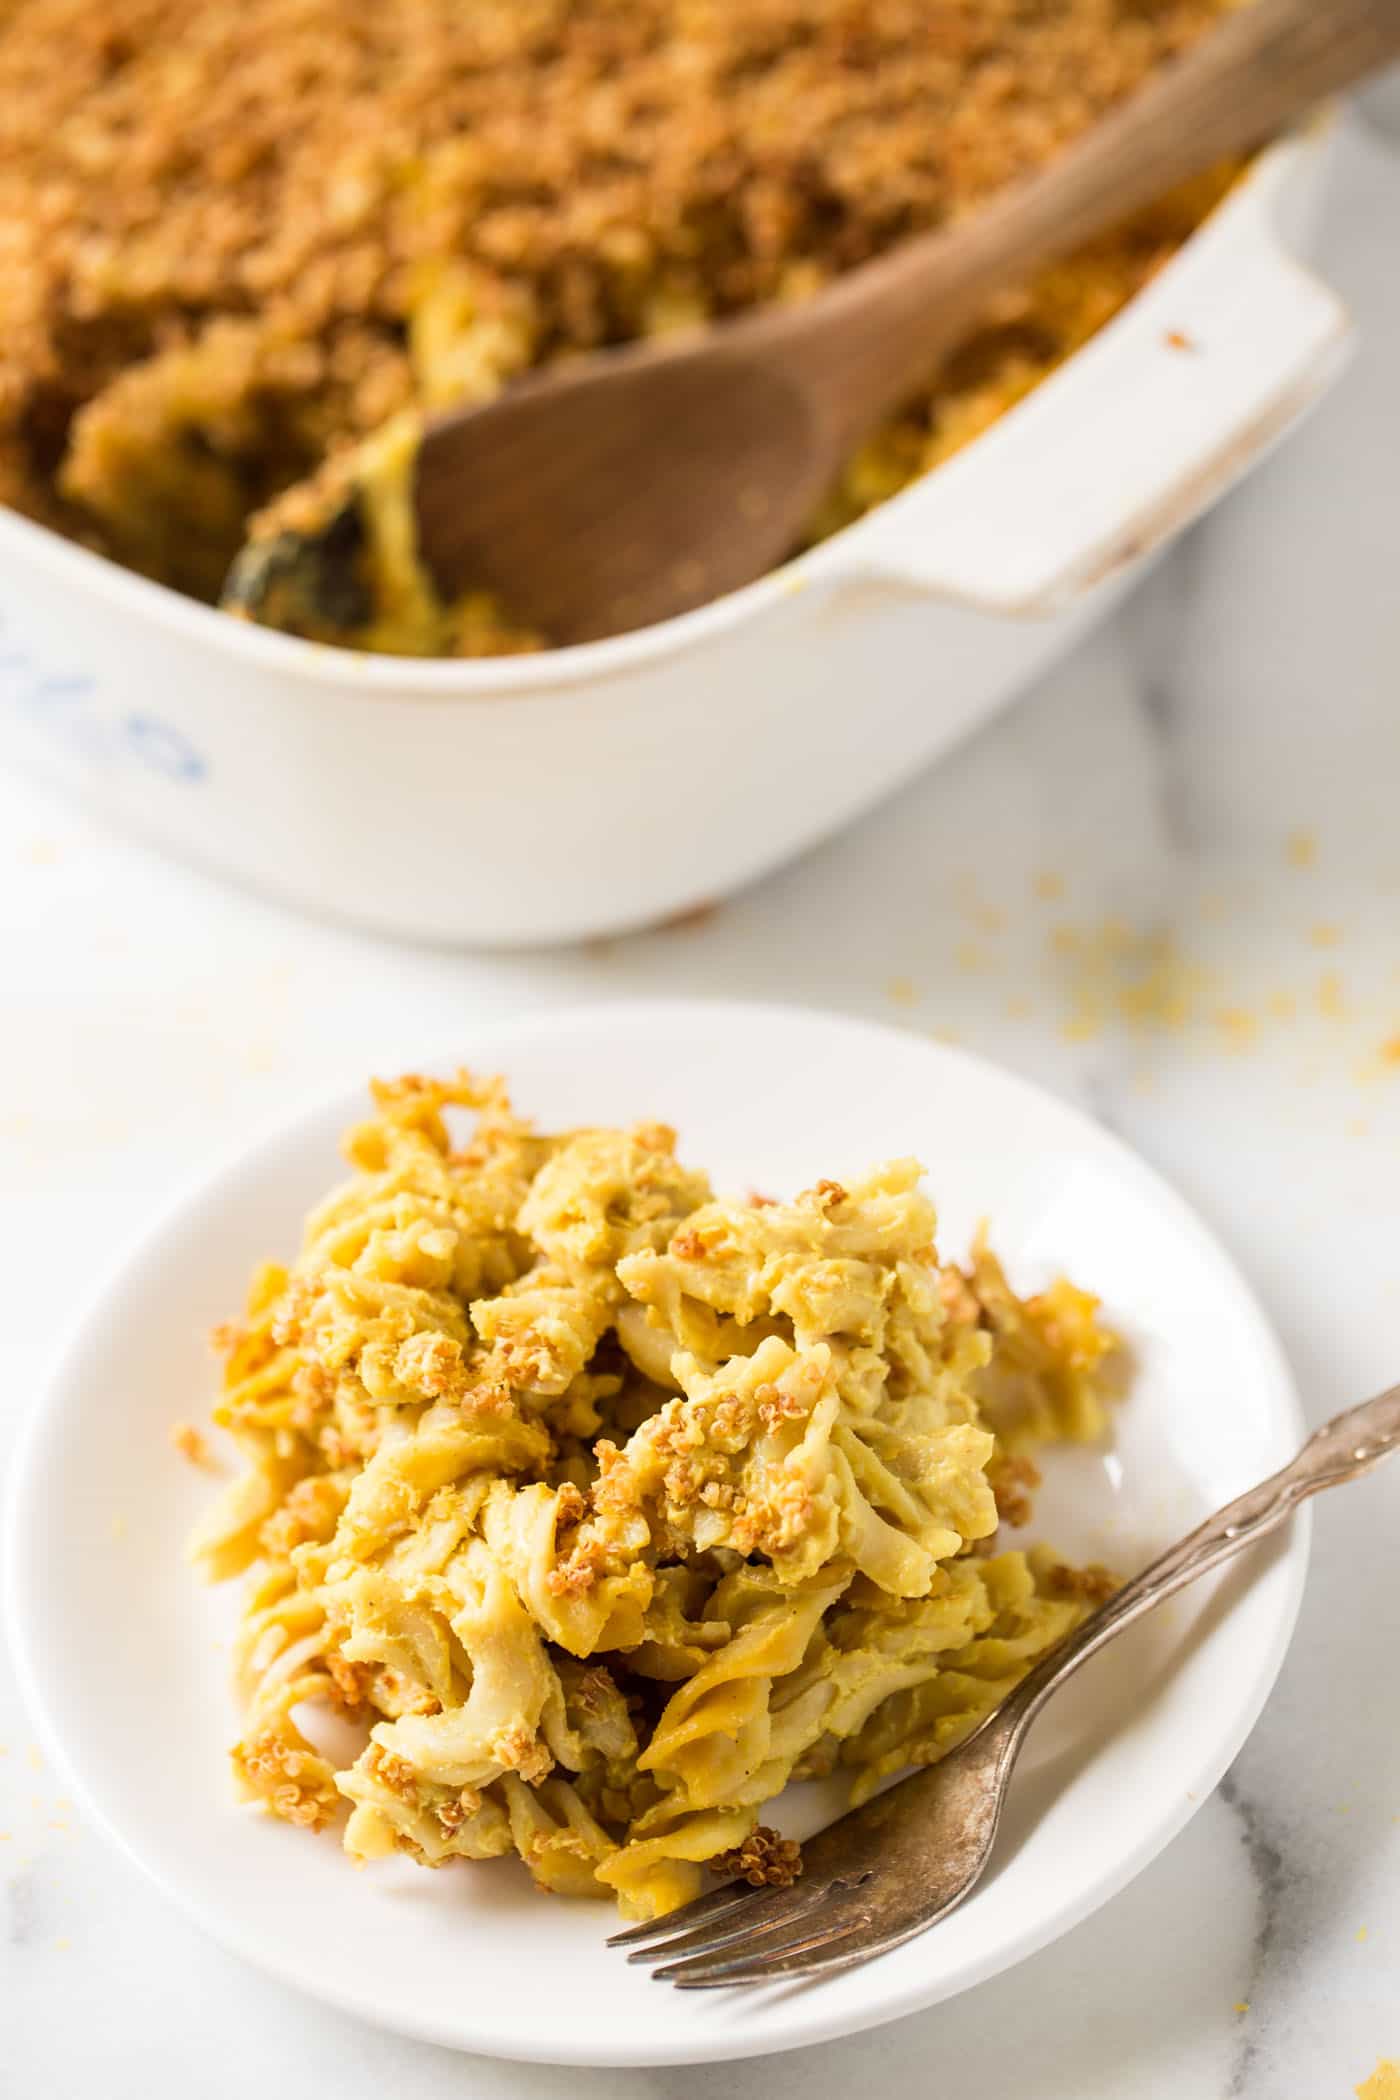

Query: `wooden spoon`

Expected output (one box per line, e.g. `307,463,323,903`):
236,0,1400,647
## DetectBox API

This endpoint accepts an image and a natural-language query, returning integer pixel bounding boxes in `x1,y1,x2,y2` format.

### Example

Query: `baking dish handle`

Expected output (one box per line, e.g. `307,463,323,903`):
847,159,1351,618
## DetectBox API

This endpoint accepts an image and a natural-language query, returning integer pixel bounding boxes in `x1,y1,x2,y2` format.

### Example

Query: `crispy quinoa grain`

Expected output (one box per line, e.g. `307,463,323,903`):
987,1451,1042,1528
1046,1560,1118,1604
0,0,1234,650
713,1825,804,1889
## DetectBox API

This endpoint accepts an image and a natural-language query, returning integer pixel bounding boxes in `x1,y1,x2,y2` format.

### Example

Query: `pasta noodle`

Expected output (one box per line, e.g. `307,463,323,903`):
189,1071,1120,1918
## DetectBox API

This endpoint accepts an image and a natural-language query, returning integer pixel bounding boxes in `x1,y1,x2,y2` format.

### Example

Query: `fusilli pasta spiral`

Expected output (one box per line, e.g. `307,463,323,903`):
189,1072,1119,1918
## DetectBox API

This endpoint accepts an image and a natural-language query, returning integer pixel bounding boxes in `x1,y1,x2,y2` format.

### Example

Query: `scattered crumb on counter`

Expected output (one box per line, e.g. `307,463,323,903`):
1380,1034,1400,1066
1287,829,1318,869
1309,923,1342,948
1234,2000,1250,2015
955,942,989,974
1053,921,1209,1040
1318,972,1347,1020
109,1514,128,1542
886,976,917,1006
26,1747,43,1772
1165,327,1196,351
1034,871,1066,902
1213,1006,1258,1052
1357,1925,1369,1943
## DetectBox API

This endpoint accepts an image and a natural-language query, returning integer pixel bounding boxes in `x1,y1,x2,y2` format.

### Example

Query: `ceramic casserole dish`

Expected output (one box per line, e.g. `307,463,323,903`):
0,133,1347,947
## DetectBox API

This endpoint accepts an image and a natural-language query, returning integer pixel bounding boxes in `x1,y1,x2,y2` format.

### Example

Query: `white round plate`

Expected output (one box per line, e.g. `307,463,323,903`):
5,999,1306,2066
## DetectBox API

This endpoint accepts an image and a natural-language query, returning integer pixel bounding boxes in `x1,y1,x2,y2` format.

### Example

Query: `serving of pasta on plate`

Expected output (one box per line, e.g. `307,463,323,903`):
188,1068,1122,1922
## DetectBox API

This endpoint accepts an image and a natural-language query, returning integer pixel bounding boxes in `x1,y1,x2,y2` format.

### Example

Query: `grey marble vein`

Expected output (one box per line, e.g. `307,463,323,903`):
5,1866,43,1949
1219,1769,1294,2098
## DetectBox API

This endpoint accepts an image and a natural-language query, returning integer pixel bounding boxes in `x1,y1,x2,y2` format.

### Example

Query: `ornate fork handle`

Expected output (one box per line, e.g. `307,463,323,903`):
1001,1382,1400,1738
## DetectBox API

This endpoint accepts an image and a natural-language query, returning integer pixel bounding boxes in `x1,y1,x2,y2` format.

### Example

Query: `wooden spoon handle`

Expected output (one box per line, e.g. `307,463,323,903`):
957,0,1400,273
777,0,1400,445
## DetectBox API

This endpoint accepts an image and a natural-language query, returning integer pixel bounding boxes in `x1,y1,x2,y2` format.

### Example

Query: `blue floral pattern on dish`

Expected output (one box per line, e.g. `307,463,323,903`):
0,625,208,783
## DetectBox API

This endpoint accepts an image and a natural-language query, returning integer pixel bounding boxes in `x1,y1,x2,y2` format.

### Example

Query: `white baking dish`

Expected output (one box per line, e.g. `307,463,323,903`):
0,133,1347,948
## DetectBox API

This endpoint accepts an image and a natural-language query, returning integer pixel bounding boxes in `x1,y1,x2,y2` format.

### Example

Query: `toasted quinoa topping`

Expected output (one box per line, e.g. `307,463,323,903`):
1,0,1230,642
713,1825,804,1889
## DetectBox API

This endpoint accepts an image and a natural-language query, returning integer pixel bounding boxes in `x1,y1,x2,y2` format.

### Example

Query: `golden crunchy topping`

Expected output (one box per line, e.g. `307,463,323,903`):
712,1826,803,1890
632,1123,678,1156
292,1358,337,1417
232,1731,339,1831
1046,1561,1118,1604
392,1330,470,1400
938,1267,984,1327
492,1725,552,1785
269,1277,316,1351
258,1476,345,1558
987,1452,1042,1530
0,0,1231,648
317,1426,361,1470
324,1652,373,1711
168,1421,214,1468
553,1482,588,1530
365,1746,418,1797
378,1671,442,1719
803,1179,850,1214
436,1786,484,1834
755,1378,810,1430
545,1544,607,1599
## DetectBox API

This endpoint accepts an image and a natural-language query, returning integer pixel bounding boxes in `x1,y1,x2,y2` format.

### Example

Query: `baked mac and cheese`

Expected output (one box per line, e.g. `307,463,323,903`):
189,1071,1119,1919
1,0,1236,654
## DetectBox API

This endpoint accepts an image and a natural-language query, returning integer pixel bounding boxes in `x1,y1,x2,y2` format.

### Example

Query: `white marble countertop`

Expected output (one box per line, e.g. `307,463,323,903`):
4,111,1400,2100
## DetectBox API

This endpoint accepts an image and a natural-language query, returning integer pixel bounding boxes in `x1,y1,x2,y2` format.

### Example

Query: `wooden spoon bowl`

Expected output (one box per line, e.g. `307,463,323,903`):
232,0,1400,647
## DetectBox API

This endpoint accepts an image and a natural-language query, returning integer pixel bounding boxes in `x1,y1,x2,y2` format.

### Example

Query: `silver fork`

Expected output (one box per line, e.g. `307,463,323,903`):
612,1382,1400,1989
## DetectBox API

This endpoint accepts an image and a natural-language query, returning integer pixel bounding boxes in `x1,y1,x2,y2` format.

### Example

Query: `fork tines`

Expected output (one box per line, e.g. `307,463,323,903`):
608,1876,874,1989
